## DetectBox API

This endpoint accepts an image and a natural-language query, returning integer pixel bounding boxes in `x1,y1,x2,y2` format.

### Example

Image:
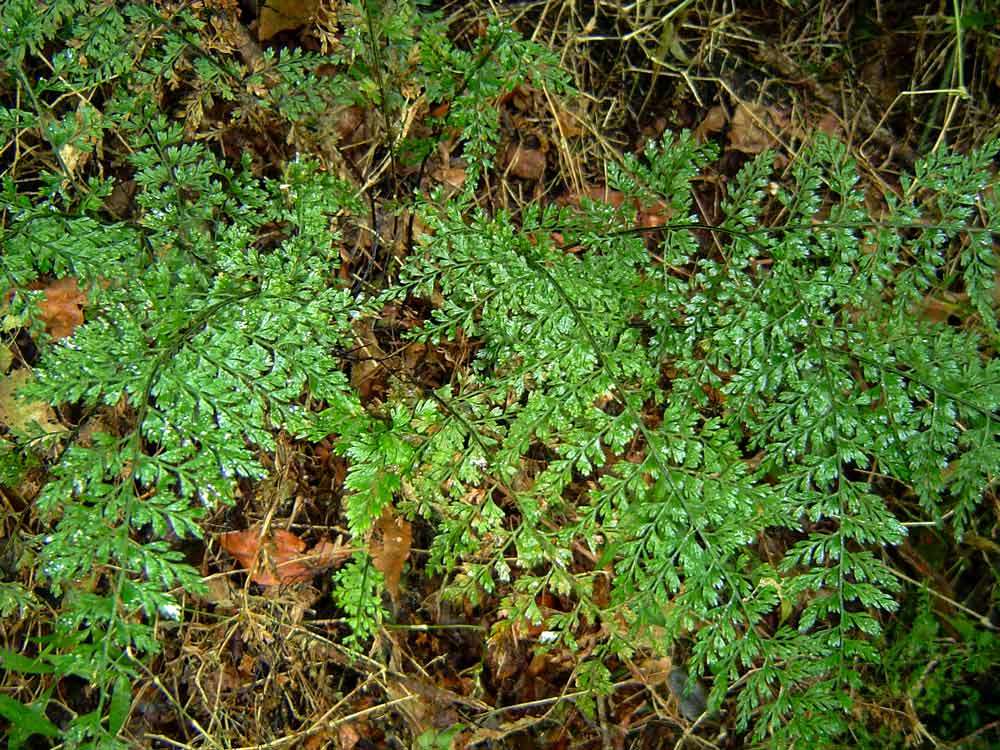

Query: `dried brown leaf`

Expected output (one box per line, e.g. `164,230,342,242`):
38,277,85,340
728,103,782,155
336,723,361,750
332,105,366,145
370,507,412,600
349,320,388,401
694,104,727,142
259,0,323,41
220,526,348,586
506,144,546,180
432,165,468,190
554,105,584,138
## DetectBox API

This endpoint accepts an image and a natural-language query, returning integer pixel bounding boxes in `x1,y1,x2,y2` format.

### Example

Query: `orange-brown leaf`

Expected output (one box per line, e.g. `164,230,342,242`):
219,527,264,576
728,103,786,155
370,507,412,600
554,105,584,138
505,145,546,180
693,104,727,142
258,0,323,41
220,527,348,586
39,277,85,339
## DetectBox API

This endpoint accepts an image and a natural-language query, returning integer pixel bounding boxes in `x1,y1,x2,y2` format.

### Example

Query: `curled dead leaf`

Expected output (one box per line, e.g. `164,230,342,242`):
220,526,349,586
258,0,324,41
505,144,547,180
561,185,673,228
58,143,88,178
432,165,468,190
370,506,412,601
729,103,785,155
38,277,85,340
694,104,727,143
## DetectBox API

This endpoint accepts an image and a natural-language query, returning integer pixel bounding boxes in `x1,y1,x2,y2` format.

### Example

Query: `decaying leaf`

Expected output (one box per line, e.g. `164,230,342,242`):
349,320,388,401
505,144,547,180
578,185,627,209
38,277,85,340
628,657,672,687
335,723,361,750
432,164,468,190
0,369,62,438
554,105,584,138
370,506,412,600
728,103,784,155
332,105,366,145
919,293,964,324
220,526,348,586
562,185,673,229
694,104,727,142
259,0,323,42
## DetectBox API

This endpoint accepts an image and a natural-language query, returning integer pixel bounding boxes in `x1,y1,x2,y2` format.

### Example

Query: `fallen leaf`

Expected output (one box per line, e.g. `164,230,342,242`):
259,0,323,41
349,320,388,402
694,104,727,142
0,369,62,438
220,526,349,586
219,528,262,572
370,507,412,601
505,144,546,180
581,185,627,209
638,198,673,228
38,277,85,340
336,723,360,750
332,105,366,146
432,165,468,190
428,102,450,118
554,105,584,138
486,619,526,684
103,179,137,220
628,657,672,686
919,293,963,324
561,185,673,227
728,103,784,155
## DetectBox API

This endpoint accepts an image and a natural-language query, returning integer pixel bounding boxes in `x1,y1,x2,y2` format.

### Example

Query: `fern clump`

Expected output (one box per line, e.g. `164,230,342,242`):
356,132,999,744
